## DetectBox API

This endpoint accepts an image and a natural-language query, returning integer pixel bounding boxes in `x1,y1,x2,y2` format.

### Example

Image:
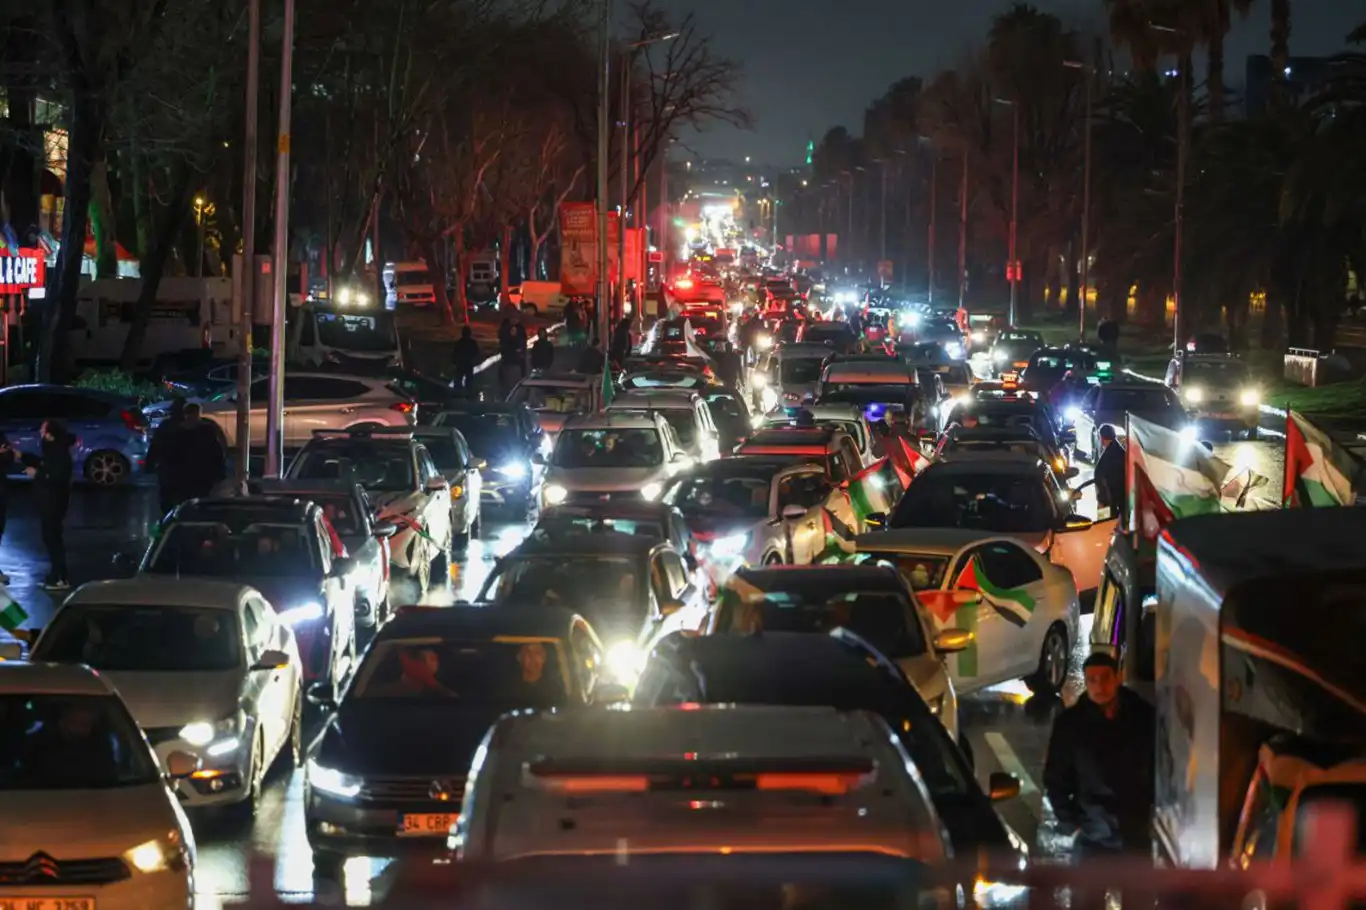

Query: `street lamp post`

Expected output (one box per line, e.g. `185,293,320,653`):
235,0,261,480
595,0,612,352
994,97,1020,327
1064,58,1094,341
264,0,296,477
1152,23,1189,351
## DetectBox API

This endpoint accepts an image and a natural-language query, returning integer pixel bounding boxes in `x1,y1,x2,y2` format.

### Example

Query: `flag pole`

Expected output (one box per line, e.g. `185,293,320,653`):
1124,412,1132,533
1282,402,1292,508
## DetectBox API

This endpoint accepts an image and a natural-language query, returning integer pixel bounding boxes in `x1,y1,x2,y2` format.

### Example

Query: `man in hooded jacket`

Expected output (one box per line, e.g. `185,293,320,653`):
22,419,76,590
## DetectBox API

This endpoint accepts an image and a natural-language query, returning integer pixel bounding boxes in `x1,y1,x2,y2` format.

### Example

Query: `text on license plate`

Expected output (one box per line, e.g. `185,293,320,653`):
0,898,94,910
398,813,457,836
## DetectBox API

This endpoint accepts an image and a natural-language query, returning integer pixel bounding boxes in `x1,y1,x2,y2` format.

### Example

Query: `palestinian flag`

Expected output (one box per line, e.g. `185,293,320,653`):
847,458,902,525
916,588,982,677
953,554,1035,628
1284,410,1356,508
814,505,858,563
718,574,767,631
0,593,27,635
376,509,438,546
1128,414,1228,553
600,365,615,408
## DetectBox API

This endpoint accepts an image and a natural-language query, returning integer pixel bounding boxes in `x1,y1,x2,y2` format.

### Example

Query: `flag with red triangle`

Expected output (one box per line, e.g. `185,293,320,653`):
952,554,1036,628
1284,410,1357,508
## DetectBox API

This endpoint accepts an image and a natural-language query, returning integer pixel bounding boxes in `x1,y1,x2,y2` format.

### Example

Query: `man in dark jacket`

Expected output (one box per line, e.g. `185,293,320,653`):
452,325,481,392
146,397,187,515
498,314,528,395
1043,652,1154,859
529,332,555,371
1093,424,1127,524
575,339,606,375
609,317,633,366
178,404,228,500
23,420,75,590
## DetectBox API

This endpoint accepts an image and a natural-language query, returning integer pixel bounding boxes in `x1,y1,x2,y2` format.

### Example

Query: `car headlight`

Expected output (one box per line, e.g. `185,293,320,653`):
755,333,773,350
1179,426,1199,445
307,759,362,799
280,601,325,625
124,832,186,874
993,349,1009,362
1064,406,1082,424
752,372,769,388
1240,388,1260,407
708,533,749,558
944,342,963,359
970,331,985,343
337,287,353,305
605,641,646,683
640,482,663,501
178,715,237,748
543,483,568,505
760,387,779,411
495,462,528,479
974,878,1029,909
1184,386,1204,404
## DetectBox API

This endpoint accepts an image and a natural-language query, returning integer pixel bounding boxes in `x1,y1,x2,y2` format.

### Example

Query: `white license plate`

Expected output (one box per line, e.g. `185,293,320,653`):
0,898,94,910
397,813,457,837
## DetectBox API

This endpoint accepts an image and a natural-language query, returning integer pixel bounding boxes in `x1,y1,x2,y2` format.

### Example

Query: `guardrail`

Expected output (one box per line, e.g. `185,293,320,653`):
1285,346,1321,386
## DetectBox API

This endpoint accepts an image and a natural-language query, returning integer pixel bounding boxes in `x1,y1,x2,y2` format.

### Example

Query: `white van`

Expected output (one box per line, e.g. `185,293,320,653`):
506,280,567,316
70,277,240,371
382,261,437,308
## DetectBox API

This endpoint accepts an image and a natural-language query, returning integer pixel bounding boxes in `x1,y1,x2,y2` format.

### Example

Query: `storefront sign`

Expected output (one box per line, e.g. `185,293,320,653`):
0,248,45,293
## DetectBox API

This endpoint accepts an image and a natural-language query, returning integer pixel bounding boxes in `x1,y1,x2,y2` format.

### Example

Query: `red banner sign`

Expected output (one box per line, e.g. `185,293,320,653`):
0,248,45,294
558,202,597,296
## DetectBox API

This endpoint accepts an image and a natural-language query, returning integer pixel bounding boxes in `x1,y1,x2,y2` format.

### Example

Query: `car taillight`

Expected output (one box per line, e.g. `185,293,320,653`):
391,401,415,415
121,409,147,432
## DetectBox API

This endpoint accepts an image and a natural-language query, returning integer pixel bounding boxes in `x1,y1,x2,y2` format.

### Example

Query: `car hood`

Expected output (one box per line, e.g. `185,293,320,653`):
100,670,242,729
544,465,669,492
243,577,325,612
316,702,509,776
0,784,183,861
1096,407,1185,431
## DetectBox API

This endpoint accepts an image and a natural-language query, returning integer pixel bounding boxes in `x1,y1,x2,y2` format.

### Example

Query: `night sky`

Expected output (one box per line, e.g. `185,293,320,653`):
653,0,1362,166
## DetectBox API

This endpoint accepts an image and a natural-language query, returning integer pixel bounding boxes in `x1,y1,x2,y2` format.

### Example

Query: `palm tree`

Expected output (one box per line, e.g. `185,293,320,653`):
1204,0,1255,121
1269,0,1291,87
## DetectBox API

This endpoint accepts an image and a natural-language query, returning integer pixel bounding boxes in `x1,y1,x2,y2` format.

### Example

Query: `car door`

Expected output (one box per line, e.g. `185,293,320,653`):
657,548,704,633
774,470,821,564
973,540,1052,679
1045,470,1114,595
1074,386,1100,457
415,445,453,546
938,544,1011,689
285,377,364,444
241,598,286,760
454,431,482,517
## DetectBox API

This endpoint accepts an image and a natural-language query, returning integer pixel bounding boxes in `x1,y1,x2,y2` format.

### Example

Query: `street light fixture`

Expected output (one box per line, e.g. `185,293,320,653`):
1064,58,1094,341
192,196,208,278
994,97,1020,327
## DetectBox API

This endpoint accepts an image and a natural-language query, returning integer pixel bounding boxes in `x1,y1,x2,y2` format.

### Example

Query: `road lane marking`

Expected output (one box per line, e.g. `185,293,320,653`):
984,731,1040,796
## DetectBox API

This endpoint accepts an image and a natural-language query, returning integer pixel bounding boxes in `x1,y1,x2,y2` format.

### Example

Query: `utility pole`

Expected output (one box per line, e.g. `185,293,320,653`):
1173,56,1188,351
595,0,612,351
1065,57,1094,340
618,48,630,329
264,0,295,477
879,161,887,263
927,155,937,305
994,97,1020,326
957,150,968,309
234,0,260,480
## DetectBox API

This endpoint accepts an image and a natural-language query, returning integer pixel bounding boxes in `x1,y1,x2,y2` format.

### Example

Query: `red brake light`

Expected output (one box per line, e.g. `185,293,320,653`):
121,409,147,432
390,401,415,414
675,277,694,290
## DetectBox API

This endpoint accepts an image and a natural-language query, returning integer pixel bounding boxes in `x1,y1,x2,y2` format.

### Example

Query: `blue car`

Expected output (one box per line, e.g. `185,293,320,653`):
0,385,149,486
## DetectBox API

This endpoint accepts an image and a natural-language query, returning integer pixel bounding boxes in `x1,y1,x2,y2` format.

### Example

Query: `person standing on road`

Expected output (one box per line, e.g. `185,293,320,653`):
575,338,606,375
452,325,481,392
179,404,227,500
145,397,186,515
498,312,528,396
22,419,75,591
564,301,585,352
1043,652,1155,862
609,317,632,367
530,331,555,371
1093,424,1127,524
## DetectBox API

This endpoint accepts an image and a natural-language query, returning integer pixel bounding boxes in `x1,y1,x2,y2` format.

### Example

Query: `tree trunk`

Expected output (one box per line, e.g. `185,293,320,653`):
120,170,194,370
131,151,152,262
1064,243,1081,322
499,224,512,303
41,91,103,383
1207,27,1226,122
422,236,456,325
89,158,118,277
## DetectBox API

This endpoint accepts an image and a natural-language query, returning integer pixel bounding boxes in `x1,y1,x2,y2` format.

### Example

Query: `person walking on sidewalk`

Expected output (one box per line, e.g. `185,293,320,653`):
146,396,186,515
452,325,481,392
22,419,76,591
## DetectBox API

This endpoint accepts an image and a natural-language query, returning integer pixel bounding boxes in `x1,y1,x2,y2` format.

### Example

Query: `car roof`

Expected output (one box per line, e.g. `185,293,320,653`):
376,605,581,641
509,532,659,558
63,577,256,609
249,478,363,498
609,390,700,406
0,663,118,697
736,564,905,591
541,501,676,521
435,402,525,416
561,411,663,431
688,456,806,478
644,632,908,696
855,527,1019,556
776,344,835,360
928,453,1048,473
744,427,838,446
1096,381,1173,393
172,496,316,523
522,372,593,387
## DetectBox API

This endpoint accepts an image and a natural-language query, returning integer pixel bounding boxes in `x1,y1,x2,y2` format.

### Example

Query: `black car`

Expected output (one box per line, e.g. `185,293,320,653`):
383,369,470,425
136,497,359,687
432,402,545,515
815,384,927,429
303,606,614,876
989,330,1045,375
699,386,751,449
633,630,1019,856
1020,347,1099,393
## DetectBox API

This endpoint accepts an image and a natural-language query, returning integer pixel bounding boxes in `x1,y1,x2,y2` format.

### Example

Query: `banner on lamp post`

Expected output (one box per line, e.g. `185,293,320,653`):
0,248,46,294
559,202,597,296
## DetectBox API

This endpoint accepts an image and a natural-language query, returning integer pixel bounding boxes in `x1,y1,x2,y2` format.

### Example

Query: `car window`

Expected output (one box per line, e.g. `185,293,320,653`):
291,440,416,491
49,393,114,420
482,555,643,608
350,638,567,708
891,469,1055,534
1097,387,1181,412
974,542,1043,589
828,450,851,485
723,583,925,657
416,447,439,481
660,551,689,598
567,622,601,696
779,473,827,510
308,493,365,536
0,390,69,420
0,694,161,790
146,521,319,577
838,437,861,469
314,514,333,573
36,604,242,671
553,428,663,468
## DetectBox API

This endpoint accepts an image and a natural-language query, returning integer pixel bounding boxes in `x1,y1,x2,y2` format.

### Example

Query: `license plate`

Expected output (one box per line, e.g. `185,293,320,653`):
398,813,457,837
1206,411,1236,419
0,899,94,910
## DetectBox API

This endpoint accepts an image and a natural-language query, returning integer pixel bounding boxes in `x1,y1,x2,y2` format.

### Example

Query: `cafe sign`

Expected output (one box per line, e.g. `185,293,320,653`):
0,248,45,293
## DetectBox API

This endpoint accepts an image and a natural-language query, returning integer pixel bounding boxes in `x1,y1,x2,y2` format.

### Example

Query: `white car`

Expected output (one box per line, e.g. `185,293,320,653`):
507,371,599,441
539,411,692,508
606,389,722,463
195,372,417,448
0,662,197,909
855,527,1081,695
27,577,304,816
766,342,831,409
762,403,875,467
665,456,855,577
454,704,950,864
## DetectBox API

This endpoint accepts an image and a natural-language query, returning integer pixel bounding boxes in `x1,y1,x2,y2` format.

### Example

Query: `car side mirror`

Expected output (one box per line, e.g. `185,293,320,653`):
306,680,337,709
165,751,201,780
252,648,290,671
0,641,23,661
592,681,630,705
531,452,546,465
424,476,449,493
373,521,398,539
330,556,356,579
660,597,685,617
933,628,974,654
780,504,806,521
1065,466,1080,479
1059,513,1094,532
988,771,1022,802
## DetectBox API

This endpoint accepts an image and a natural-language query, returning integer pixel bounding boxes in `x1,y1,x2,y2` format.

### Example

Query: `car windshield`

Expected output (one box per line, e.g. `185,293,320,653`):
315,311,398,353
481,555,643,609
670,472,771,519
654,409,697,446
1185,361,1251,387
147,521,318,577
624,373,703,391
950,406,1053,441
804,325,852,345
1098,388,1180,412
720,580,926,657
1029,353,1088,372
0,695,161,791
553,428,663,468
537,516,665,541
291,440,415,491
435,412,522,455
512,384,592,412
857,552,951,591
36,604,241,672
891,470,1055,533
305,493,364,536
780,358,824,384
351,639,567,708
705,393,747,420
997,332,1042,347
420,435,464,471
944,437,1044,459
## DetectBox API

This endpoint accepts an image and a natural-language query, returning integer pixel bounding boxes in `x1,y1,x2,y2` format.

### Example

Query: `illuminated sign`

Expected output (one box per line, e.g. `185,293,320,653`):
0,249,45,294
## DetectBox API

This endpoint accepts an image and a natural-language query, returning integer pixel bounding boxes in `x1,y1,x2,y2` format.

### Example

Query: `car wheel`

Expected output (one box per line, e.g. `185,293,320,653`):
312,850,345,880
280,693,303,771
1026,622,1070,696
412,547,432,594
84,450,130,487
229,732,264,823
764,552,783,566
